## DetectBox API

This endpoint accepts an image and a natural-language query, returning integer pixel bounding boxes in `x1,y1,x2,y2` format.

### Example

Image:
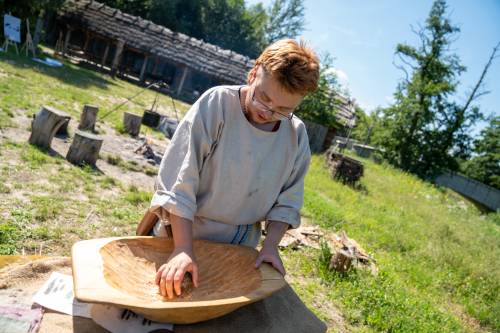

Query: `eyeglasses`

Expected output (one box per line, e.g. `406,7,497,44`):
250,87,294,121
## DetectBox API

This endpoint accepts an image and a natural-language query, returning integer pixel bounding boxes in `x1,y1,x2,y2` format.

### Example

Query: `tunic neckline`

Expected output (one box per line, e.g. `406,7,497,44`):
236,86,283,136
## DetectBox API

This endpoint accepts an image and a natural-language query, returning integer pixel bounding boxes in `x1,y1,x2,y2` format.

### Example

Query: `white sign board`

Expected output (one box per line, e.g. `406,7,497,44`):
4,14,21,43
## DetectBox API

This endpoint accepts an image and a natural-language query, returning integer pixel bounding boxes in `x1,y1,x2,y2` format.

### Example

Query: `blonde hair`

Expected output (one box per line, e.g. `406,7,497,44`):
248,39,320,95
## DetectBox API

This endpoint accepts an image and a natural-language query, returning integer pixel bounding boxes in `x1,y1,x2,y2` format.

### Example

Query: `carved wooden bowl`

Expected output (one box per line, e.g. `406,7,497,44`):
71,236,286,324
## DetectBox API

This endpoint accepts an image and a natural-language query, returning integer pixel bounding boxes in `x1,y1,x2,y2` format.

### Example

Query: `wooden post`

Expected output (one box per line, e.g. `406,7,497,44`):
54,31,64,55
78,105,99,132
139,55,149,83
152,57,159,76
63,27,72,56
28,106,71,150
66,130,103,166
83,31,91,54
111,40,125,78
123,112,142,137
101,42,110,69
176,66,189,96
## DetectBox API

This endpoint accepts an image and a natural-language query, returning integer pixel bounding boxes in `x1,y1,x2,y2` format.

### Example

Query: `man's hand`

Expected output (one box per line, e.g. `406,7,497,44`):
255,244,286,276
255,220,289,276
155,213,198,299
155,246,199,299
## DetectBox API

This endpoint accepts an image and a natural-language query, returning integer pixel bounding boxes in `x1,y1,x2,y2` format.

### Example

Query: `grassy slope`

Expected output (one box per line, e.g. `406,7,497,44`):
1,49,499,332
296,154,499,332
0,47,190,135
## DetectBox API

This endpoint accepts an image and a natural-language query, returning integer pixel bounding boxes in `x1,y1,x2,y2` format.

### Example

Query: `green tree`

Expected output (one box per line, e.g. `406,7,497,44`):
375,0,498,179
296,54,343,129
99,0,152,18
351,107,384,145
265,0,305,43
201,0,265,58
461,116,500,190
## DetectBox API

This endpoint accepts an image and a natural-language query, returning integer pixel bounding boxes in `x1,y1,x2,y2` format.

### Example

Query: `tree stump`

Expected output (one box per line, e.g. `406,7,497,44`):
329,249,355,273
66,130,103,166
325,148,364,185
78,105,99,132
29,106,72,150
123,112,142,137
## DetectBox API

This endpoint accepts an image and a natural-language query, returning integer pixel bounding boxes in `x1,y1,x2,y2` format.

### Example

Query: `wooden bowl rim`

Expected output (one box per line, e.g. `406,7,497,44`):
72,236,286,309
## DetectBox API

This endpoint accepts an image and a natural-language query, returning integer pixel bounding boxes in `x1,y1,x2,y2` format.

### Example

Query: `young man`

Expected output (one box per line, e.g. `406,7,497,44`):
149,39,320,299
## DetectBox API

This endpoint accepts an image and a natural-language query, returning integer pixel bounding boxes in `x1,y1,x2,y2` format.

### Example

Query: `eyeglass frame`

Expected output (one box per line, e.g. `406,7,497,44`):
249,85,295,121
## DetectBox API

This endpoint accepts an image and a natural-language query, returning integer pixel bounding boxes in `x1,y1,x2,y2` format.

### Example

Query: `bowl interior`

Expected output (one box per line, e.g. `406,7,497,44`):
99,238,261,302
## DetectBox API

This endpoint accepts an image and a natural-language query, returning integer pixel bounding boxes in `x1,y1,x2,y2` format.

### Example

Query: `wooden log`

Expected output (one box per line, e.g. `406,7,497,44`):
78,105,99,132
66,130,103,166
28,106,71,150
123,112,142,137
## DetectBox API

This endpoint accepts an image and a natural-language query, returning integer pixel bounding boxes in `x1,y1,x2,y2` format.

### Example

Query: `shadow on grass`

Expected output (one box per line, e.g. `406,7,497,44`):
0,48,116,90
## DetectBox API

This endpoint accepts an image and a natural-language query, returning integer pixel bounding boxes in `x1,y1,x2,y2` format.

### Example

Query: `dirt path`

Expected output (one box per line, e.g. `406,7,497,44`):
0,109,169,191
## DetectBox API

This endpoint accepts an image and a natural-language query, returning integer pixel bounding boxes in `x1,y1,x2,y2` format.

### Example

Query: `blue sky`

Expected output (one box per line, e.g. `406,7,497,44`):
248,0,500,135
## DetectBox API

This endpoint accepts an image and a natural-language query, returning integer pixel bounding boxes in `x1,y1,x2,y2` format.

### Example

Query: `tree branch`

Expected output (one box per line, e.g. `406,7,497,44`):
459,41,500,114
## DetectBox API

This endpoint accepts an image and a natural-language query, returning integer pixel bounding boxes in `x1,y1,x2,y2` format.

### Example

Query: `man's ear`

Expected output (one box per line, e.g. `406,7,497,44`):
247,67,257,84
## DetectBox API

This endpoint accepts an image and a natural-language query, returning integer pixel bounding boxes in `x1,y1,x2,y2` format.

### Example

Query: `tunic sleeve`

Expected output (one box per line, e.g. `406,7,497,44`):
149,88,224,221
265,122,311,229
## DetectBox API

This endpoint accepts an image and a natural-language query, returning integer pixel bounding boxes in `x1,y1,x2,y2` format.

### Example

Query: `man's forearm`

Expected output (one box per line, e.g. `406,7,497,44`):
263,220,289,248
169,213,194,250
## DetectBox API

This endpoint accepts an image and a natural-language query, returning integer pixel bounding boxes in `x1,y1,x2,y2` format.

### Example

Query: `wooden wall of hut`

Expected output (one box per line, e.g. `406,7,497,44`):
50,25,235,104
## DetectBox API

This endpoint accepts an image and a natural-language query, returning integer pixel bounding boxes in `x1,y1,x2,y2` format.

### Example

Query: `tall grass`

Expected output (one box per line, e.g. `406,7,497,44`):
301,154,499,332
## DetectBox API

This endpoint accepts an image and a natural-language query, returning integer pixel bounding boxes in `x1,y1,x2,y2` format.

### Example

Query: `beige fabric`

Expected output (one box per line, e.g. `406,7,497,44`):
150,85,311,248
0,257,326,333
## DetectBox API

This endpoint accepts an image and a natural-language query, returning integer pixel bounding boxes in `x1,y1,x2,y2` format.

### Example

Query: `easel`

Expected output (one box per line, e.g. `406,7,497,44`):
2,37,18,54
2,12,19,54
20,19,35,57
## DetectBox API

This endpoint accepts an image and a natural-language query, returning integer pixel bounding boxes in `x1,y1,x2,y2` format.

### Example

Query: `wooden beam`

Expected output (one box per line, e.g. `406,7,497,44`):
110,40,125,78
139,55,149,83
83,31,91,53
63,27,72,56
176,66,189,96
101,42,110,69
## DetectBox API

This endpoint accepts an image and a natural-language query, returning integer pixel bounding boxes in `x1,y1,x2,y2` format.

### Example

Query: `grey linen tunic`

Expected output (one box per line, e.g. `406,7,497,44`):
150,85,311,248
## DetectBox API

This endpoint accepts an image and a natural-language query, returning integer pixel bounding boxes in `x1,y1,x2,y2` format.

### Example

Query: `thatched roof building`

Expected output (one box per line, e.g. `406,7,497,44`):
51,0,356,133
53,0,254,101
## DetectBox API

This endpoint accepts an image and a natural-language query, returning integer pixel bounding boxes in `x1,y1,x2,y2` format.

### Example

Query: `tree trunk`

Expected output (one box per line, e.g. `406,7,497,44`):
78,105,99,132
66,130,103,166
28,106,71,150
123,112,142,137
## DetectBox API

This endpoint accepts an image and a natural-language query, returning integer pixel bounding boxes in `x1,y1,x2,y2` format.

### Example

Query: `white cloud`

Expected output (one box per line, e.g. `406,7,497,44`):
325,67,349,87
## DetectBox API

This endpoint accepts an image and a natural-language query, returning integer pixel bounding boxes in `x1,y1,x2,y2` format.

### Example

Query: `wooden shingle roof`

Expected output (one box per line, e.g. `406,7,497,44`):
57,0,255,84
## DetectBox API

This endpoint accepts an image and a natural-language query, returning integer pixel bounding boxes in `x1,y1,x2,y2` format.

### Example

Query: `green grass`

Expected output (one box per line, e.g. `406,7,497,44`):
1,45,498,332
0,140,148,255
296,154,500,332
0,46,190,134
